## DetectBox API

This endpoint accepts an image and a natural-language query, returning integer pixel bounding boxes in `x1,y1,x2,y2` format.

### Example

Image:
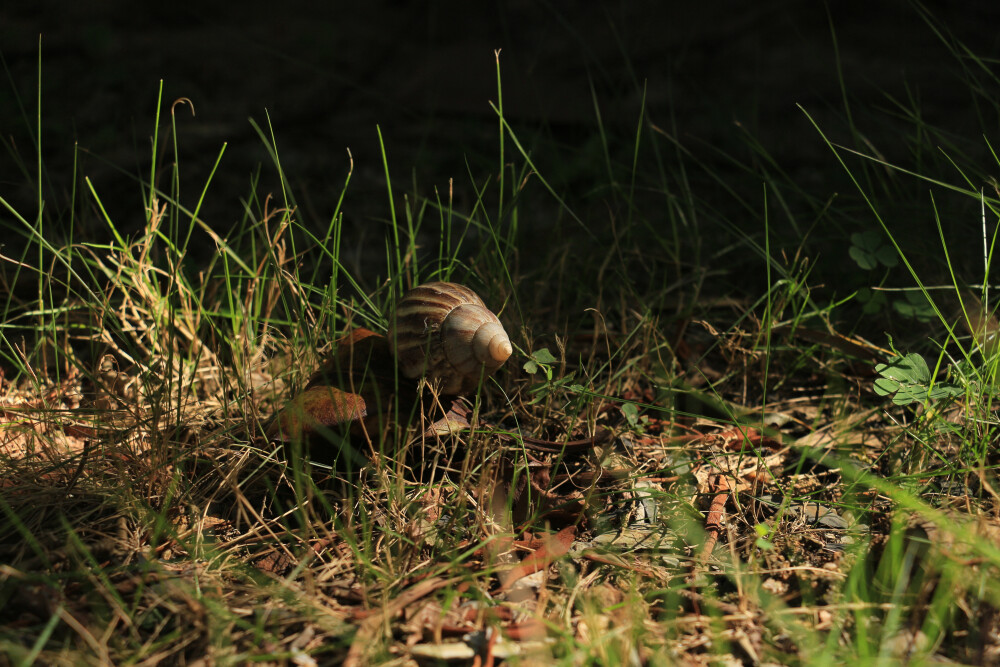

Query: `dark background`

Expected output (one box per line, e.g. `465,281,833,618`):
2,1,999,299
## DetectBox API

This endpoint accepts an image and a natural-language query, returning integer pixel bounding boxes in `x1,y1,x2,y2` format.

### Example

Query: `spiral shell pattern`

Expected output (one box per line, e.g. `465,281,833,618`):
389,282,513,394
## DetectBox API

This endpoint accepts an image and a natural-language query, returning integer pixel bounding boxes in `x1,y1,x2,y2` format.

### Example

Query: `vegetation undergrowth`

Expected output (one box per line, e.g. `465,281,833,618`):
3,6,1000,665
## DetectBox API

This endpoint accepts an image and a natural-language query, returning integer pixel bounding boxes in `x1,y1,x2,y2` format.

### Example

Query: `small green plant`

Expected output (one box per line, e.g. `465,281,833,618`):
523,346,558,380
621,401,640,429
893,290,937,322
873,352,962,406
856,286,889,315
849,229,899,270
754,523,775,551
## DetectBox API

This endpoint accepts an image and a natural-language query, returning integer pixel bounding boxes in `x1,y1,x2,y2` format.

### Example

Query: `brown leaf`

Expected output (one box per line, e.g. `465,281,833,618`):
503,618,549,641
424,398,473,437
498,526,576,593
269,385,367,442
252,549,296,575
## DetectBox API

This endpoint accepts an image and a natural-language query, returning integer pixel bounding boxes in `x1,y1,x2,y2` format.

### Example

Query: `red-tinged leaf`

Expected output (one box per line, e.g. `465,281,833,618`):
498,525,576,593
252,549,296,575
338,327,382,345
269,385,367,442
503,618,548,641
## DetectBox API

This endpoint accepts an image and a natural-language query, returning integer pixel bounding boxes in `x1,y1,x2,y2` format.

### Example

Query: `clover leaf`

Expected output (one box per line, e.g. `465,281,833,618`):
849,230,899,270
873,353,962,406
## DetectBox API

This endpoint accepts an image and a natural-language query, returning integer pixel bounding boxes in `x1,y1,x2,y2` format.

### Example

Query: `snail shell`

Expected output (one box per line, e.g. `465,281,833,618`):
389,282,513,394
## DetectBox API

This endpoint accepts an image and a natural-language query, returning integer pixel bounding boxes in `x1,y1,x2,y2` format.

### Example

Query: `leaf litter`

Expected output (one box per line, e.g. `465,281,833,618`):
3,264,1000,664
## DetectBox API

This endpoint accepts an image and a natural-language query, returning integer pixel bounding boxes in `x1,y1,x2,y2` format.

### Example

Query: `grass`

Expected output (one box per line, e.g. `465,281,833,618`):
4,6,1000,665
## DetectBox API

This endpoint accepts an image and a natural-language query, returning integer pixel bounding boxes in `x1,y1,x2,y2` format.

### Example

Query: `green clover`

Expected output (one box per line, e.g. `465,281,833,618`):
849,230,899,270
873,353,962,406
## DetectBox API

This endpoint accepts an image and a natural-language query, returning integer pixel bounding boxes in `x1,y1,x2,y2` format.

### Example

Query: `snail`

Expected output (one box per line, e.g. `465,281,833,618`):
389,282,513,394
270,281,511,443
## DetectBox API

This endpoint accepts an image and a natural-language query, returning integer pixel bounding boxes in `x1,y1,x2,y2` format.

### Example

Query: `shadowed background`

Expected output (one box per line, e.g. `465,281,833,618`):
2,1,999,296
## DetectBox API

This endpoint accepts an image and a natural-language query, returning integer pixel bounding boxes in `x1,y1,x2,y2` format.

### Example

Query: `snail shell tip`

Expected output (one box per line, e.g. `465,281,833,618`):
491,337,513,364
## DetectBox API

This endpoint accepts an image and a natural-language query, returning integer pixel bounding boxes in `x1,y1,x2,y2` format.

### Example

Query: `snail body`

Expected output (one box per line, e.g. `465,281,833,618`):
389,281,512,394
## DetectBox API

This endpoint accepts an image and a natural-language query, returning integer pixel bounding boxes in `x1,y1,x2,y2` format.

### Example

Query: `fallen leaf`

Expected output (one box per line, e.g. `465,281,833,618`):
424,399,472,437
269,385,367,442
498,526,576,593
